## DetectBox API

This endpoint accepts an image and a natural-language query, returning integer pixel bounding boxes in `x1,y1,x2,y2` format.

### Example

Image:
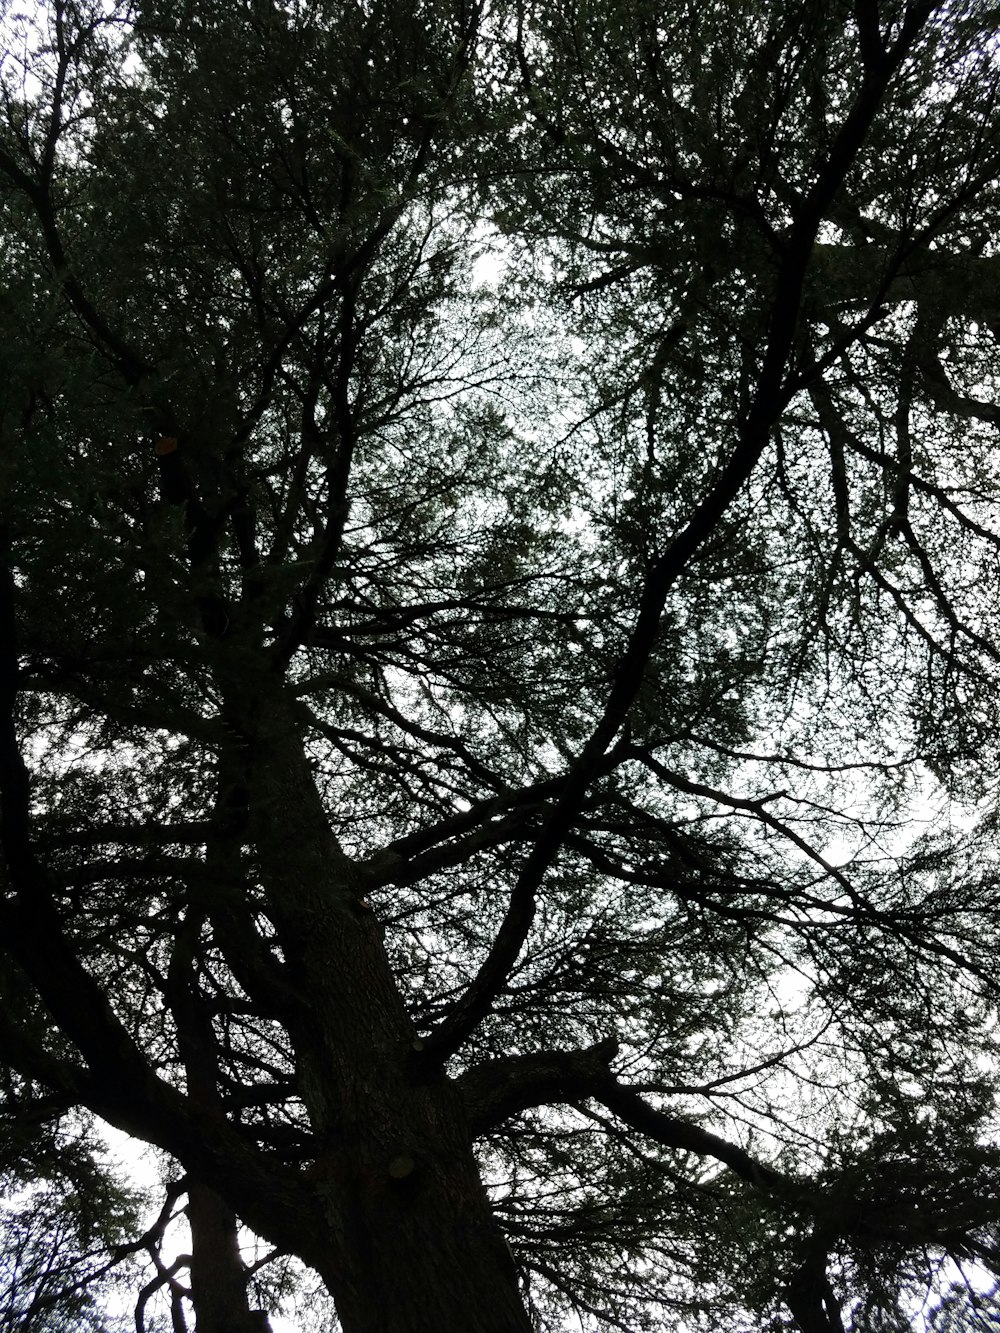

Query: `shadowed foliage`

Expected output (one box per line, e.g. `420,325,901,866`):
3,2,1000,1330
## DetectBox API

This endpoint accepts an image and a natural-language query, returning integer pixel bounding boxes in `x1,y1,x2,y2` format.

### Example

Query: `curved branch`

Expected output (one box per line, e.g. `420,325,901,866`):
456,1037,621,1135
455,1036,805,1203
594,1080,801,1198
0,148,153,386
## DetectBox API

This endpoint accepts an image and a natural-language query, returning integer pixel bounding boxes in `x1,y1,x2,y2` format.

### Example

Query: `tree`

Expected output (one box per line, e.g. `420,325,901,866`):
0,1087,145,1333
927,1280,1000,1332
2,0,1000,1329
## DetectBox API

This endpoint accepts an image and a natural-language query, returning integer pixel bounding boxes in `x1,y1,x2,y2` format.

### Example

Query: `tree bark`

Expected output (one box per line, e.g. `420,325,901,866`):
167,907,271,1333
187,1183,272,1333
217,675,534,1333
784,1251,845,1333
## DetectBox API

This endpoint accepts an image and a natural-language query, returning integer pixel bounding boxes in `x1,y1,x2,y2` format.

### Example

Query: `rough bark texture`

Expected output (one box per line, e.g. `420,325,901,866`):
222,678,534,1333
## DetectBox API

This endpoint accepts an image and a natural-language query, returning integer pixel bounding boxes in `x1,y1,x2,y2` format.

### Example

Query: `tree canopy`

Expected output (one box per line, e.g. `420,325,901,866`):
3,1,1000,1330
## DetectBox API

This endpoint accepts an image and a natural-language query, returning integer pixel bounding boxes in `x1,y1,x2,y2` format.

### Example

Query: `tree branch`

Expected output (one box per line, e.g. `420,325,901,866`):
456,1036,806,1203
456,1037,622,1135
422,31,927,1063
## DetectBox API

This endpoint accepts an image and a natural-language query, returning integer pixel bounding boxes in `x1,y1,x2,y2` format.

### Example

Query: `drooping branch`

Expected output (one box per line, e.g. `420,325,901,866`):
49,822,214,849
810,239,1000,336
455,1037,805,1202
592,1079,801,1198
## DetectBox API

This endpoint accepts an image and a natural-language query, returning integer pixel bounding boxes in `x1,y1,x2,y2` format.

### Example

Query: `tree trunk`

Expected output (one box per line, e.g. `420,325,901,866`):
167,907,272,1333
187,1183,272,1333
217,676,534,1333
785,1252,845,1333
305,1105,534,1333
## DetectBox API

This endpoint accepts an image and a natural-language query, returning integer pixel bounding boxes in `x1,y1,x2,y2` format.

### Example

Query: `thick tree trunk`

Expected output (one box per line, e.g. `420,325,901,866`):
306,1104,534,1333
217,677,534,1333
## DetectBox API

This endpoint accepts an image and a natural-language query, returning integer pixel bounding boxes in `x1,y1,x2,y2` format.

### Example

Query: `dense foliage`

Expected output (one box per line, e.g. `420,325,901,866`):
3,1,1000,1329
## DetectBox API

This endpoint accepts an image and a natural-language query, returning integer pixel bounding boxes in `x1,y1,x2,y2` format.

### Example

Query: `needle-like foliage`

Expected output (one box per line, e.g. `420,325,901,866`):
3,3,1000,1330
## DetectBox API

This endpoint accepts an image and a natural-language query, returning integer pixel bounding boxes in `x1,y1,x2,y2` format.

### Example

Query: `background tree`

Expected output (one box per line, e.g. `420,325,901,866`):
2,1,1000,1330
0,1077,145,1333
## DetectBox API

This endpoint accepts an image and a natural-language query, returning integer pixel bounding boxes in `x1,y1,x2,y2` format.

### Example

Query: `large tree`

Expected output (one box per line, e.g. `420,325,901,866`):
3,1,1000,1329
